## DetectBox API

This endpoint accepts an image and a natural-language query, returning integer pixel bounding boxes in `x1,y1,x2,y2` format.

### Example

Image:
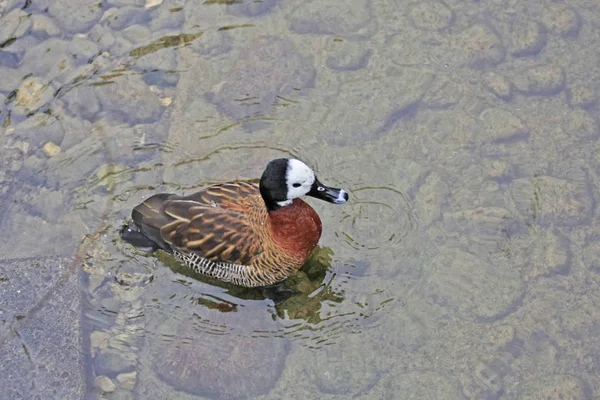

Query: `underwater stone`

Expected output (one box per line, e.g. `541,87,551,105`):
513,64,565,96
428,247,524,322
408,1,454,31
227,0,278,17
510,20,547,57
528,229,571,278
510,175,592,227
566,82,598,109
326,40,371,71
48,0,103,33
14,77,56,115
480,107,528,142
482,72,512,100
0,9,32,46
562,109,598,140
93,75,165,123
358,371,465,399
320,68,434,146
94,348,137,376
583,237,600,274
448,23,505,69
208,36,315,121
517,374,590,400
94,376,116,393
288,0,372,36
151,308,287,399
542,4,582,38
116,371,137,390
421,77,464,109
31,14,61,37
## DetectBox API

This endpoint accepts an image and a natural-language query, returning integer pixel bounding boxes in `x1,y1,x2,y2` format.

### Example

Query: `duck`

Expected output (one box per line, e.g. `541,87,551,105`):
120,158,349,287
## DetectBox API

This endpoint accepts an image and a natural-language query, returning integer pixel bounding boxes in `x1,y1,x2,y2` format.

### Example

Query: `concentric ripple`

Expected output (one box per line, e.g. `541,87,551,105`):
337,186,415,255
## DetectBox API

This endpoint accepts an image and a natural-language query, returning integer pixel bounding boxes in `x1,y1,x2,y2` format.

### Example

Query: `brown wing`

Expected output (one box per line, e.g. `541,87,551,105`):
157,182,265,265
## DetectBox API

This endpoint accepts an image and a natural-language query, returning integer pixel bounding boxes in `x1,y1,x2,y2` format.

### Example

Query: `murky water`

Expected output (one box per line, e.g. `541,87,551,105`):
1,0,600,398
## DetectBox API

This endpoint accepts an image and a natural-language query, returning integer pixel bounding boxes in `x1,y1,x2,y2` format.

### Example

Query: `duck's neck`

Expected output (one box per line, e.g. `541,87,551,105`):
268,199,323,259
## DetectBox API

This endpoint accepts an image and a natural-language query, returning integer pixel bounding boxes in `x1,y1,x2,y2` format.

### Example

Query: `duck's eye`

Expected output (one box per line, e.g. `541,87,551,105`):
292,183,302,188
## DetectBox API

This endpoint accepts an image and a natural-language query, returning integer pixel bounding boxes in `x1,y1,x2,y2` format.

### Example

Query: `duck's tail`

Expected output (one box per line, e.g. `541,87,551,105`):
120,193,174,252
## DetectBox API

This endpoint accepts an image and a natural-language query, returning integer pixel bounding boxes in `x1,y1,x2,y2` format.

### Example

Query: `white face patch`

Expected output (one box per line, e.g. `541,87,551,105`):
280,159,315,204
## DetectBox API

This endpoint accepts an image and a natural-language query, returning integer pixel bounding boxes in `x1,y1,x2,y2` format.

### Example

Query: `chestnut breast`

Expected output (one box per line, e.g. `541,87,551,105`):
268,198,323,260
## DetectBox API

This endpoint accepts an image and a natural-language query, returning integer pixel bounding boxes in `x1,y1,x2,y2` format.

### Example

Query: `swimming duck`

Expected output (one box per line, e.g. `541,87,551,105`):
120,158,348,287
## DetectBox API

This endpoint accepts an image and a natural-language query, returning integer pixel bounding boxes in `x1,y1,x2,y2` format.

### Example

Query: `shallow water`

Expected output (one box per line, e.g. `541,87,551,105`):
1,0,600,398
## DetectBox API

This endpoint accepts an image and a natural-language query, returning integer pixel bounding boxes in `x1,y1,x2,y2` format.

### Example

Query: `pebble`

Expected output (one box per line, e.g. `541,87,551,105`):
93,375,116,393
428,247,524,322
480,107,528,142
227,0,278,17
0,9,32,46
116,371,137,390
94,348,137,376
421,77,464,109
90,331,111,354
408,1,454,31
542,4,581,38
208,36,315,121
320,68,434,145
42,142,61,157
528,229,571,278
31,14,61,37
93,75,165,124
21,38,74,81
0,66,22,92
512,64,565,96
414,172,448,226
566,82,597,109
357,371,464,399
48,0,103,33
510,174,592,226
314,334,383,394
288,0,373,36
325,39,371,71
517,374,588,399
13,113,65,148
583,238,600,274
482,72,512,100
14,77,55,115
448,23,506,69
510,20,547,57
562,110,597,140
145,0,163,8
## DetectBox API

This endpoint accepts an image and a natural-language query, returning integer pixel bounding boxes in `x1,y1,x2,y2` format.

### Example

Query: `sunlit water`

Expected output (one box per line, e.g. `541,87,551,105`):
1,0,600,398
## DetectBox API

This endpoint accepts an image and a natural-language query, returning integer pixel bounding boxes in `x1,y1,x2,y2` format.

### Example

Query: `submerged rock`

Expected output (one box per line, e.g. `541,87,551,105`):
358,370,465,399
517,374,590,400
447,23,505,69
480,107,529,142
207,36,315,120
510,174,592,227
510,20,547,57
288,0,374,37
408,1,454,31
48,0,103,33
427,247,524,322
512,64,565,96
542,4,582,38
482,72,513,100
150,306,287,399
319,68,434,145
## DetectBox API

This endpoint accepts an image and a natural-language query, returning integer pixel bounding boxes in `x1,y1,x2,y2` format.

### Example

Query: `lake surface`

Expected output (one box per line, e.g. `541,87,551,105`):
1,0,600,398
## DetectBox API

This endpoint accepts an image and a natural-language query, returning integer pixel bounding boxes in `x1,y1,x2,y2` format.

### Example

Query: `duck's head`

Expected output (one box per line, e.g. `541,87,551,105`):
259,158,349,211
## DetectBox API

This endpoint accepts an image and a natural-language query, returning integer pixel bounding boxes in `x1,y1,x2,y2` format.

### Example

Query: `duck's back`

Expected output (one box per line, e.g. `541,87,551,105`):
126,182,313,287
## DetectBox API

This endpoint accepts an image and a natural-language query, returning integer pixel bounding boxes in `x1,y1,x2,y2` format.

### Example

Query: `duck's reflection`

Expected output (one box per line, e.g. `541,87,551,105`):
158,245,344,322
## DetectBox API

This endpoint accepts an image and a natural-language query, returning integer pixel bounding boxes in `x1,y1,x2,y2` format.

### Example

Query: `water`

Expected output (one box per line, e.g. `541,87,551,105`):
1,0,600,398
